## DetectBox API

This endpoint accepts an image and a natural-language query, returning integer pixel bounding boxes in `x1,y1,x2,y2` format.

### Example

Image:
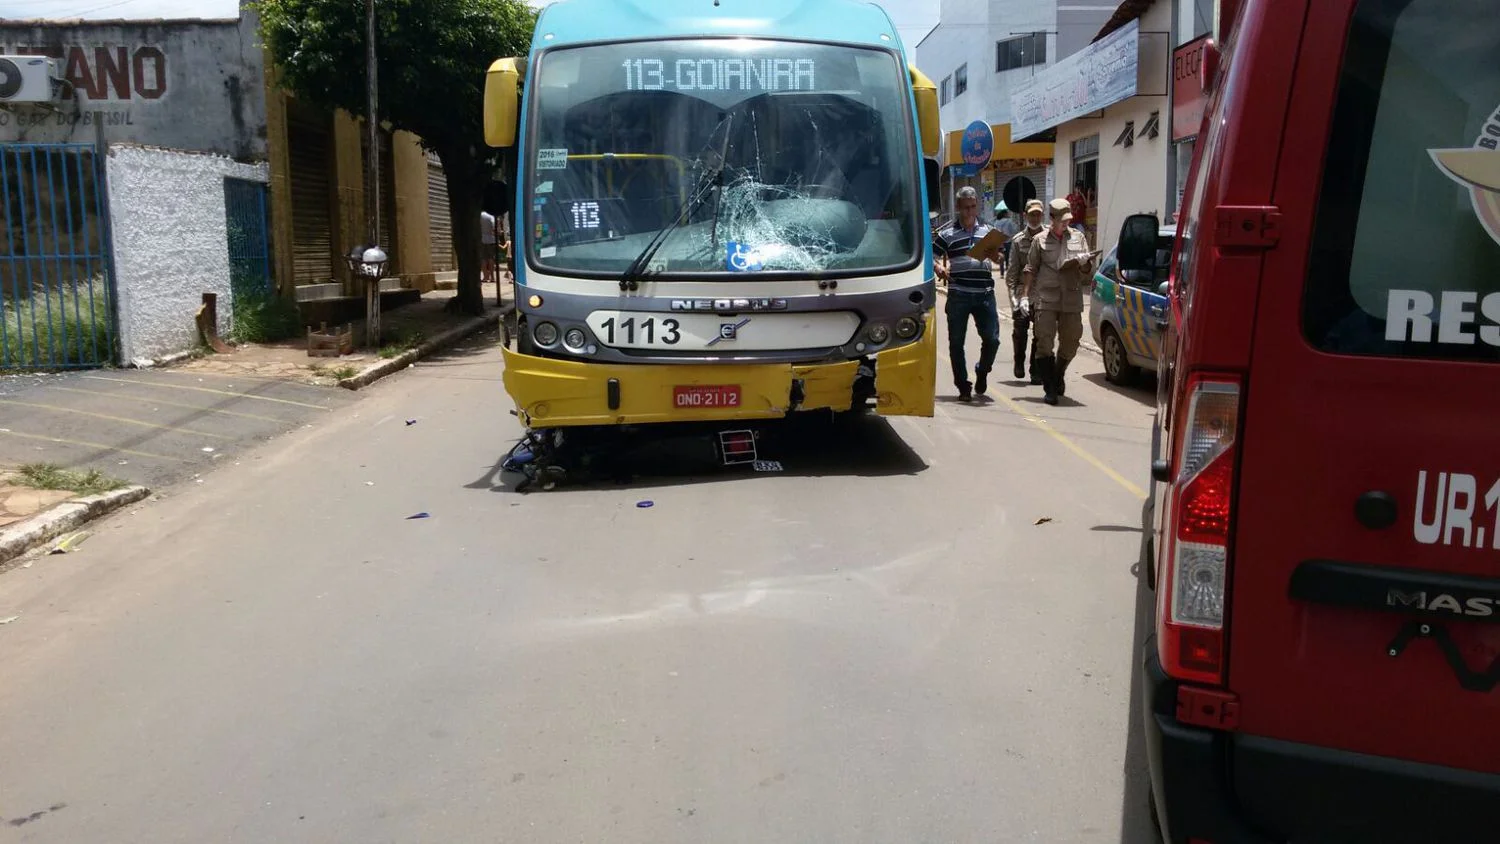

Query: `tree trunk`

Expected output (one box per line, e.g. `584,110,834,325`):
441,149,487,316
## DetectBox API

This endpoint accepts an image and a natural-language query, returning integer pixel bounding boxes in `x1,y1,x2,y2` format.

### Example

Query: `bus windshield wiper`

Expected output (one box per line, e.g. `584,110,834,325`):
620,115,734,289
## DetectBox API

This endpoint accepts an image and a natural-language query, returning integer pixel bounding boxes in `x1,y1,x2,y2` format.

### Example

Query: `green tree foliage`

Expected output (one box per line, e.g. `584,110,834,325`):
256,0,535,315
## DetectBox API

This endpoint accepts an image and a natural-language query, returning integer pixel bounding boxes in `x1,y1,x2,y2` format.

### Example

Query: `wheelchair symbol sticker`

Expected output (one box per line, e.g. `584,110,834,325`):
726,242,764,272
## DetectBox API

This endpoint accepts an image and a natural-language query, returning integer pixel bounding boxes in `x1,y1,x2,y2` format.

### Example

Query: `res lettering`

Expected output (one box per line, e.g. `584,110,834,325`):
1414,470,1500,550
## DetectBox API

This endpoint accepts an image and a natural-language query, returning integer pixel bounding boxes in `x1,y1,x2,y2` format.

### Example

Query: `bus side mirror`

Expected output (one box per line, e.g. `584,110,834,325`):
484,57,521,148
924,158,940,212
909,64,940,157
1117,213,1160,272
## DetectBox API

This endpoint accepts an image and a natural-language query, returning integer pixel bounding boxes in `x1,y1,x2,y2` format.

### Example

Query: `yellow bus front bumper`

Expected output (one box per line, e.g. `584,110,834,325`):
501,313,936,428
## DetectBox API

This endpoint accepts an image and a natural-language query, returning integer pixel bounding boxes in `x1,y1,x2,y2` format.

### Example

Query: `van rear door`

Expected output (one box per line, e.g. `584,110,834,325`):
1231,0,1500,774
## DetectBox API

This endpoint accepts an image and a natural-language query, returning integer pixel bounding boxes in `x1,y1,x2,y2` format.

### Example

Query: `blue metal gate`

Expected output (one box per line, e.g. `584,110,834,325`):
224,177,272,299
0,143,117,369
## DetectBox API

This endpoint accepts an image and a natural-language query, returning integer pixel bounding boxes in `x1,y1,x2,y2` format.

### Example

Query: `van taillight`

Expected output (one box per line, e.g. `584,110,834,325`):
1159,374,1240,686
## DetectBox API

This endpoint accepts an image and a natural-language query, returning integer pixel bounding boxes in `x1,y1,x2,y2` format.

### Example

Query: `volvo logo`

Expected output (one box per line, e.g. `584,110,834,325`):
670,298,788,313
707,318,751,347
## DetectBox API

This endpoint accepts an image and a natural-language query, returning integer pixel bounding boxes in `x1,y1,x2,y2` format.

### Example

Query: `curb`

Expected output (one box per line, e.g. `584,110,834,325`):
338,306,512,391
935,283,1103,357
0,485,151,566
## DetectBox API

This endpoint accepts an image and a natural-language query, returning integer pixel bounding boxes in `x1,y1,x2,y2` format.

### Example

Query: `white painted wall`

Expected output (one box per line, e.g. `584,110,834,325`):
916,0,1114,137
106,144,268,365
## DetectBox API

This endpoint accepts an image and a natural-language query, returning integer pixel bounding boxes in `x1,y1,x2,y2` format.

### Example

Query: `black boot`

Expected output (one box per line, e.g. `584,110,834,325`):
1055,358,1071,398
956,380,973,402
1012,328,1028,379
975,368,988,396
1035,356,1058,405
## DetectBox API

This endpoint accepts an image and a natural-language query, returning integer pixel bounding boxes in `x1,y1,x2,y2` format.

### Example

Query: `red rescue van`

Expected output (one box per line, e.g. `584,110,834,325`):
1124,0,1500,840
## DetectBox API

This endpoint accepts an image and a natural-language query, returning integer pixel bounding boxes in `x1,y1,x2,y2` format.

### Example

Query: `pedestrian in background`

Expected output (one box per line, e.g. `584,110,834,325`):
481,209,498,285
934,186,1003,401
993,205,1020,273
1004,198,1047,383
1023,198,1099,405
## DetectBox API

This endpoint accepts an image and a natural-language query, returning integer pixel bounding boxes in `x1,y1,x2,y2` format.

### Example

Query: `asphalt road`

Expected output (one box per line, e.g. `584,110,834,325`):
0,369,354,490
0,311,1161,843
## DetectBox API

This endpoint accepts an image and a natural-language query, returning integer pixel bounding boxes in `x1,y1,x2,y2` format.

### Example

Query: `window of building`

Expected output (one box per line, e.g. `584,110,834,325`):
954,64,968,97
996,33,1047,72
1070,134,1101,237
940,75,952,105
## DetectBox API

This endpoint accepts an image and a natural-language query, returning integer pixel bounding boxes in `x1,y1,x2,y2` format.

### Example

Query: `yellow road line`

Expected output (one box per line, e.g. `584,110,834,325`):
938,346,1146,500
48,387,286,423
0,399,233,440
986,389,1147,499
82,375,331,410
0,429,189,462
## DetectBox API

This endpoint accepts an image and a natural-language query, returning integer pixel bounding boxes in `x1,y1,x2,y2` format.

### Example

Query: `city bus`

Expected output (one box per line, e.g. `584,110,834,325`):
482,0,942,464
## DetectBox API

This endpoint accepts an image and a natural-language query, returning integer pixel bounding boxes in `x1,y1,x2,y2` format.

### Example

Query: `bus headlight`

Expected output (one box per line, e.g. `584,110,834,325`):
533,321,560,346
895,317,919,339
867,324,891,345
563,327,587,351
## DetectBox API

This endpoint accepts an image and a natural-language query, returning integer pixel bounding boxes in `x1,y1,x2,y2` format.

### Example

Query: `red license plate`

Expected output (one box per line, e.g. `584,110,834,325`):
673,385,741,409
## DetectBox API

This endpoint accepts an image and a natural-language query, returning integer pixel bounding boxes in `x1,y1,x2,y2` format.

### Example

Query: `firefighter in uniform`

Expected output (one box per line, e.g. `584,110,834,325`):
1004,198,1047,383
1023,198,1099,405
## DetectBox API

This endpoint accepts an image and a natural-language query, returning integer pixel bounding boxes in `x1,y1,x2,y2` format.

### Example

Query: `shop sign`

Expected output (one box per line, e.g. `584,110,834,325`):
1172,35,1211,142
1010,19,1140,139
956,120,993,177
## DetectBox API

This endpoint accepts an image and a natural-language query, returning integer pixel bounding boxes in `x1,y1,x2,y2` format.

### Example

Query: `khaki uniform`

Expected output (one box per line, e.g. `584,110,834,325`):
1024,226,1097,364
1004,225,1044,301
1004,223,1046,380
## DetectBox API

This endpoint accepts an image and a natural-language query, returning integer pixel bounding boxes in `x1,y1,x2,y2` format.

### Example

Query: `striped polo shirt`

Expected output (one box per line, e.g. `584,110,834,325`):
935,221,996,292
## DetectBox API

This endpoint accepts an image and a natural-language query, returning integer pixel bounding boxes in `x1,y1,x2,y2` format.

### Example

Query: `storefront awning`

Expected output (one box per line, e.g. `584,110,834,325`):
941,123,1053,167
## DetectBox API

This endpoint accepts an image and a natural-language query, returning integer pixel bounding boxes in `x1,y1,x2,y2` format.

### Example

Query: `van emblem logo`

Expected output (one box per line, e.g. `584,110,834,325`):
1428,104,1500,247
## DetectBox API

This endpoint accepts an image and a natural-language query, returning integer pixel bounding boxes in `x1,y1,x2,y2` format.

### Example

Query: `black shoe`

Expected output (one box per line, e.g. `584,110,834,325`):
975,370,988,396
1035,356,1058,405
957,381,973,402
1013,360,1026,380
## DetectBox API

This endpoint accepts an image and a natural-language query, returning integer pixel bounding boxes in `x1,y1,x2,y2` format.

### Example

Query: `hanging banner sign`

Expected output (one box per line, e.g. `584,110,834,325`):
1010,19,1140,140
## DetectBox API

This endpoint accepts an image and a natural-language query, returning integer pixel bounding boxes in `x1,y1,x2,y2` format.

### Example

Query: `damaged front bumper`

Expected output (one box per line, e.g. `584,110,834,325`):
501,312,936,428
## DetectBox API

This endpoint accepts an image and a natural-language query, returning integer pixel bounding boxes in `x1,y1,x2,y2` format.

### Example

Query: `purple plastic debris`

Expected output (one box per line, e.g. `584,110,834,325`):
636,501,654,509
406,512,431,520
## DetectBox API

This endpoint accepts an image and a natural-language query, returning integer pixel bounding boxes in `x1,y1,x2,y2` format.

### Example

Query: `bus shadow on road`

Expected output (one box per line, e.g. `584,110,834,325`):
467,412,929,493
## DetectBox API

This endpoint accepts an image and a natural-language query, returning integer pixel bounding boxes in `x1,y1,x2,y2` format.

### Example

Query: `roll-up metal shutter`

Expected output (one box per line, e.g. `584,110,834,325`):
288,116,334,284
426,151,453,272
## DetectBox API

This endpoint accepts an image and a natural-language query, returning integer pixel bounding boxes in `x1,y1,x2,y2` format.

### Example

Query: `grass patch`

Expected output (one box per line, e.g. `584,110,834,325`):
230,289,303,344
378,328,426,359
1,284,113,369
12,463,126,496
308,363,359,381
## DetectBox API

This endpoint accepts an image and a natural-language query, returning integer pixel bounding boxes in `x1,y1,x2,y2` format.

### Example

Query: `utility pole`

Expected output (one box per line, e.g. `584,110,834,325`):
364,0,382,346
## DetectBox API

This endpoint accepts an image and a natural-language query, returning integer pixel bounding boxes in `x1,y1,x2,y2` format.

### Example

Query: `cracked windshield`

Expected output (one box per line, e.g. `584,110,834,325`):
528,40,920,276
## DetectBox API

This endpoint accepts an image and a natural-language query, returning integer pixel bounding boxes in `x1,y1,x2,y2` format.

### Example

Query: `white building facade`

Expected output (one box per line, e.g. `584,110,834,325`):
916,0,1115,219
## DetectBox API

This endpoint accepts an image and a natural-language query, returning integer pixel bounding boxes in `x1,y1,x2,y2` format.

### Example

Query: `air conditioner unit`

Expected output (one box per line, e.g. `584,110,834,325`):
0,56,62,103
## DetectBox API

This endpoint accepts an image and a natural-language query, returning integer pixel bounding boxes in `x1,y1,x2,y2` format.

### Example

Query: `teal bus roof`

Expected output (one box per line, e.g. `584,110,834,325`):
532,0,908,55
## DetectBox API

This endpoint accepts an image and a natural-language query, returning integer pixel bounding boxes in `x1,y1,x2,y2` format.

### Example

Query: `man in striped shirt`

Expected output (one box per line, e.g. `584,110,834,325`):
934,186,1003,401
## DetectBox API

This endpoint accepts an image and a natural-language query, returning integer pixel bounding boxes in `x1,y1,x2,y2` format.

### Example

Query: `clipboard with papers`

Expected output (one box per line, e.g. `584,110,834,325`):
966,229,1009,260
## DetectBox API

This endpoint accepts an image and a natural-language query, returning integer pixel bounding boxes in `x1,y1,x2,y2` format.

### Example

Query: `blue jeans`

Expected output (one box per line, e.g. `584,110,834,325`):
945,288,1000,388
